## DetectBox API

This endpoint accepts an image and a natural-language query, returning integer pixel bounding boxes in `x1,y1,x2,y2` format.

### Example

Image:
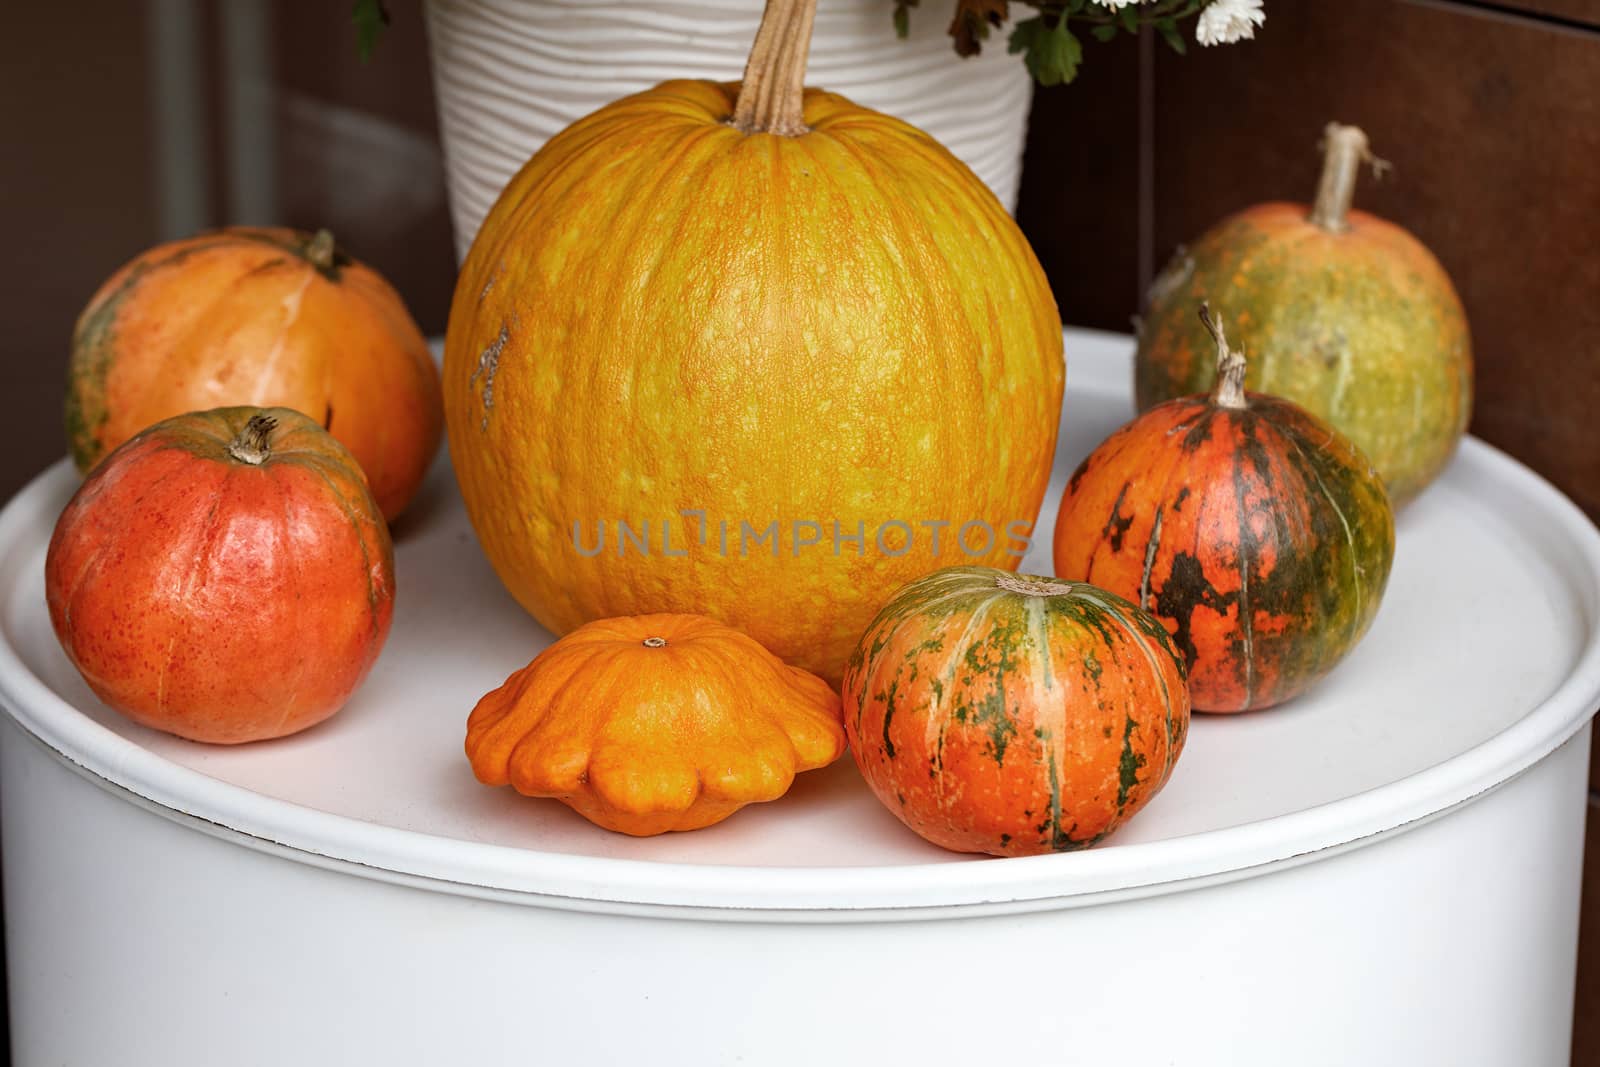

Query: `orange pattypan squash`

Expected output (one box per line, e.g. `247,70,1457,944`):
465,614,846,835
442,0,1063,683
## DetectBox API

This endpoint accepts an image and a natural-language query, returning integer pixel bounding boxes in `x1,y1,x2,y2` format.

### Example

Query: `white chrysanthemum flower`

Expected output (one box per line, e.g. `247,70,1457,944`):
1098,0,1143,8
1196,0,1265,46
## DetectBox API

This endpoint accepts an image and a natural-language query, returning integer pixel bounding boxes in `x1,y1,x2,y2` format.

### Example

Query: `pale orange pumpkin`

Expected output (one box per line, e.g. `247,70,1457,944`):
67,227,443,520
465,614,846,835
442,0,1064,683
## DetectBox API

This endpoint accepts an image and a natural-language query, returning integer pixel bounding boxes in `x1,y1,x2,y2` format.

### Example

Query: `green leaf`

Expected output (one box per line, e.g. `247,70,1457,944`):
1008,16,1082,87
1117,5,1140,32
353,0,390,63
1006,15,1039,54
1091,23,1119,41
1155,16,1187,55
894,1,912,39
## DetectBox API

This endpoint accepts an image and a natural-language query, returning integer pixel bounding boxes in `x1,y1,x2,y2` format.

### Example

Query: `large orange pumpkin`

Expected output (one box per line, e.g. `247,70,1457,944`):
1134,123,1472,507
45,407,395,744
67,227,442,520
466,613,845,835
442,0,1063,682
843,566,1189,857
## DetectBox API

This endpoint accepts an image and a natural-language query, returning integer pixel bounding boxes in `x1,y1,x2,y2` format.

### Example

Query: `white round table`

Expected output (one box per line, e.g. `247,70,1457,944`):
3,330,1598,1065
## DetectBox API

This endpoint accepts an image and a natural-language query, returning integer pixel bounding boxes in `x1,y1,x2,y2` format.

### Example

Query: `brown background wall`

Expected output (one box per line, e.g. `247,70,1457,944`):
1,0,1597,1058
1037,2,1600,1056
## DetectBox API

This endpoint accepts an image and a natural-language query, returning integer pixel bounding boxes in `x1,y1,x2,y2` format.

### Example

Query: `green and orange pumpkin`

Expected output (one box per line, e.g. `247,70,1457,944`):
843,566,1189,857
67,227,442,521
1056,306,1394,713
1134,123,1472,507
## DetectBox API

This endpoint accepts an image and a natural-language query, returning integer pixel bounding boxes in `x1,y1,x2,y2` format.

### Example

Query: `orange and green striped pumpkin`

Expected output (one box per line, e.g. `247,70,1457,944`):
1057,307,1395,713
1133,123,1472,508
842,566,1189,857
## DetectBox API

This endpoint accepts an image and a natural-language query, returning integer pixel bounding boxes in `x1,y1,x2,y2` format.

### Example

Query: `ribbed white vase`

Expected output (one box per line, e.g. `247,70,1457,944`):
425,0,1035,261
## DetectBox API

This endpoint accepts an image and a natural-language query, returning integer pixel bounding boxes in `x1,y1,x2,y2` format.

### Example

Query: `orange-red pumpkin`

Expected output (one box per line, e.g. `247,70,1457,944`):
466,613,845,835
45,407,395,743
843,566,1188,857
1057,307,1394,713
66,227,442,520
441,0,1063,684
1134,123,1472,507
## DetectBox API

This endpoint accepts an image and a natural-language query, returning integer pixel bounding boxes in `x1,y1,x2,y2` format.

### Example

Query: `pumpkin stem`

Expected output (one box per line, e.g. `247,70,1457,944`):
731,0,817,137
1308,123,1392,233
1199,304,1248,410
643,637,667,648
305,228,337,271
995,574,1076,597
227,414,279,465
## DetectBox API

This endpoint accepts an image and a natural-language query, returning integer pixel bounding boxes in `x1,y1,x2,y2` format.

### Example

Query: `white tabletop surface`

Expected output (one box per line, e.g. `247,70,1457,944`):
3,328,1598,911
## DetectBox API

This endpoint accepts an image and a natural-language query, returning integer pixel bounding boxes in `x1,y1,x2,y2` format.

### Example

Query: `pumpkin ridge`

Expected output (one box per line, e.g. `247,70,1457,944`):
1151,444,1236,680
689,656,799,804
775,667,846,769
85,439,192,528
269,463,308,734
1278,421,1365,649
1072,587,1180,787
154,467,231,717
287,447,389,619
1231,406,1336,707
508,647,635,795
471,650,604,784
243,268,318,404
306,272,439,504
106,257,278,461
602,123,733,457
818,131,982,387
936,586,1009,699
1224,419,1258,708
66,263,153,469
460,109,643,292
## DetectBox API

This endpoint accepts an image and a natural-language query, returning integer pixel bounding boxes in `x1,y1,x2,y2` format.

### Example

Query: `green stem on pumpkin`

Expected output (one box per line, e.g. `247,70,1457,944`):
1308,123,1391,233
227,414,279,465
1199,303,1248,410
305,229,337,271
731,0,818,136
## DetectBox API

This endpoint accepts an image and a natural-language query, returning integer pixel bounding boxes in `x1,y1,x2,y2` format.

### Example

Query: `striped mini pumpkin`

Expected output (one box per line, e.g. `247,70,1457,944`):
843,566,1189,857
1056,306,1395,713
